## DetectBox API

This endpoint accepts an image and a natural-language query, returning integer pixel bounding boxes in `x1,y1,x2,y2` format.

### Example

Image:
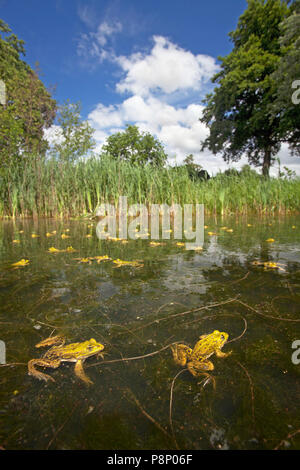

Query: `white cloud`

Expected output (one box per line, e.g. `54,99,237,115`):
89,103,124,129
77,4,97,29
43,125,65,145
77,20,121,64
116,36,219,97
159,122,205,155
269,144,300,177
95,21,122,47
86,36,221,168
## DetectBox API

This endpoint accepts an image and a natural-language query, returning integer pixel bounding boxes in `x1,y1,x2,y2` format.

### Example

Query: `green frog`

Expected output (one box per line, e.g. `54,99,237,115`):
28,336,104,385
171,330,231,381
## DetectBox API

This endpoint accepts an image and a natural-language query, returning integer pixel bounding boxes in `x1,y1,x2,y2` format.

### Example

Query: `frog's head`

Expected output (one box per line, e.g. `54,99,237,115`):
85,338,104,355
212,330,229,347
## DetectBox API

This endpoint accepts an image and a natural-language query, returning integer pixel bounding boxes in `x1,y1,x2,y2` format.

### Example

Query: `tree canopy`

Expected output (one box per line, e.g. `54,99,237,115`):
48,101,96,162
102,124,167,166
270,0,300,154
200,0,297,177
0,19,56,167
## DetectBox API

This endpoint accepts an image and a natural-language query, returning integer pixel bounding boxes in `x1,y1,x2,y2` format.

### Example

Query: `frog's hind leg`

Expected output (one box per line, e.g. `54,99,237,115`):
188,360,216,389
188,359,214,375
198,373,216,390
35,335,65,349
28,358,61,382
171,344,192,366
74,359,93,385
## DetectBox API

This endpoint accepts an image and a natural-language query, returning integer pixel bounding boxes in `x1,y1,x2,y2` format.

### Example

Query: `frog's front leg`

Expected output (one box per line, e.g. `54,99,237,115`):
97,351,105,360
171,344,192,367
28,358,61,382
74,359,93,385
215,348,232,358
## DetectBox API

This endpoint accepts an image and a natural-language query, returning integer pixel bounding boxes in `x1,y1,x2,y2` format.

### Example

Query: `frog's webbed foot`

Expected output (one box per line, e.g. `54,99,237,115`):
35,335,65,349
215,349,232,358
197,373,216,390
74,359,93,385
28,358,61,382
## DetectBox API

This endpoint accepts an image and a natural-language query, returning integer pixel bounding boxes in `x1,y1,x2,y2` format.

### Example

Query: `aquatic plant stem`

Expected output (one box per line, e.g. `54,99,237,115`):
169,368,187,450
124,388,172,440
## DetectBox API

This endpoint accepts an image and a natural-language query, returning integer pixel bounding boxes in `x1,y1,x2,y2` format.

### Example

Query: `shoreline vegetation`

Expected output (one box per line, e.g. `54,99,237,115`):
1,154,299,219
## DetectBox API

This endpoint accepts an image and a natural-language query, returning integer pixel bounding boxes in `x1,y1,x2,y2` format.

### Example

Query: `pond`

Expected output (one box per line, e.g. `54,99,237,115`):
0,215,300,450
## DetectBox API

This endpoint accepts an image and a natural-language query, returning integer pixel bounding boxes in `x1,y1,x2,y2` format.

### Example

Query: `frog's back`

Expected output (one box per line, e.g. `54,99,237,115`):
193,336,216,359
192,330,228,360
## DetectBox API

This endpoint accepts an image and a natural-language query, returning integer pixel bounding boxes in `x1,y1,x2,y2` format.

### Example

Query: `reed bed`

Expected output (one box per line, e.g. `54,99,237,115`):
1,153,299,217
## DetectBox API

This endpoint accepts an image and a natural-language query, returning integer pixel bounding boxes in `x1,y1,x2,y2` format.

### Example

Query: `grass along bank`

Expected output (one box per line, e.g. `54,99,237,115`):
1,154,299,218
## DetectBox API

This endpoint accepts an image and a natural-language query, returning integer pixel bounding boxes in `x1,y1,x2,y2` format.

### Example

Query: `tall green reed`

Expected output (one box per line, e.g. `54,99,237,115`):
0,153,299,217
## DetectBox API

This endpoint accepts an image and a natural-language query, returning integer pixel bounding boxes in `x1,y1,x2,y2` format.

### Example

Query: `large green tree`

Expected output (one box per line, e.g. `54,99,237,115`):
200,0,291,177
102,124,167,166
271,0,300,155
0,19,56,166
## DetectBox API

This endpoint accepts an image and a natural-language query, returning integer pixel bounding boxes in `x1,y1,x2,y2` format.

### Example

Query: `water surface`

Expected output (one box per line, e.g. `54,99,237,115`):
0,215,300,450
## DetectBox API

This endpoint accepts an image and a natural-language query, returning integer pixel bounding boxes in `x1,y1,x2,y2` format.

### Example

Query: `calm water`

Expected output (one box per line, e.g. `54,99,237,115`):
0,215,300,450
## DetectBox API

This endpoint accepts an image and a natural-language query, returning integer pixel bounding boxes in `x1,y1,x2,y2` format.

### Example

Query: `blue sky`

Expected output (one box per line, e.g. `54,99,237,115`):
1,0,298,175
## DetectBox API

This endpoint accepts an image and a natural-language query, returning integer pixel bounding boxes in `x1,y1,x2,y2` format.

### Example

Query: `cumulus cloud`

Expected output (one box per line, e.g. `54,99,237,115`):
89,103,124,129
116,36,219,97
85,35,224,169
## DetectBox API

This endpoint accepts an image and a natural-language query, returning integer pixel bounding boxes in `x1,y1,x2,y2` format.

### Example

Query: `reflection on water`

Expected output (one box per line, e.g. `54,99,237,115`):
0,215,300,449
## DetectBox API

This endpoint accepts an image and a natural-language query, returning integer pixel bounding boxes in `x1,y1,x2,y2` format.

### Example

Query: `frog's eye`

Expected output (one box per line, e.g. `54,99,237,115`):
220,334,225,340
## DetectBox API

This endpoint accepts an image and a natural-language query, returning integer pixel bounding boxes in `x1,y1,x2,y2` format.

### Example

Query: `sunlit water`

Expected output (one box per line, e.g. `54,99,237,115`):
0,215,299,450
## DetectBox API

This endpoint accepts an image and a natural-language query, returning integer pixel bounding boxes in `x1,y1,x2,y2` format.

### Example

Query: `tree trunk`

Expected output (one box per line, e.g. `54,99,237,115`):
262,147,271,178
